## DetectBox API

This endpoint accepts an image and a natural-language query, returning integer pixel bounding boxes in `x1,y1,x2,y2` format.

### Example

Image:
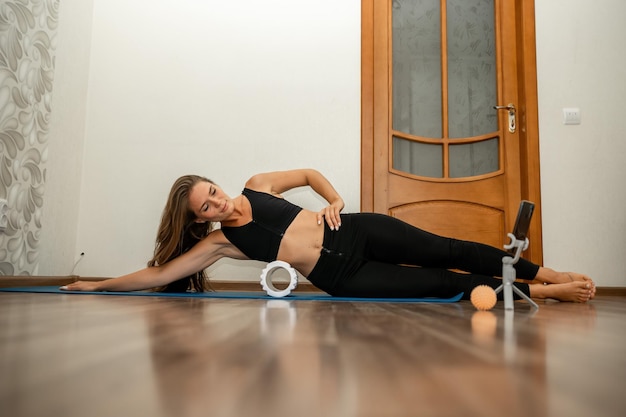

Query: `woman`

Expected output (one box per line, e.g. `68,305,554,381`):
61,169,595,302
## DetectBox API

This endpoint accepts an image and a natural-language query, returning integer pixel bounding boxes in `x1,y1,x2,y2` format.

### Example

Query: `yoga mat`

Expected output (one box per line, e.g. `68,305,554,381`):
0,286,463,303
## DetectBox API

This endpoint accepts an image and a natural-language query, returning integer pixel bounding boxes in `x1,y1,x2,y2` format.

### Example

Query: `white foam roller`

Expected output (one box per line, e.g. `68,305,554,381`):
260,260,298,298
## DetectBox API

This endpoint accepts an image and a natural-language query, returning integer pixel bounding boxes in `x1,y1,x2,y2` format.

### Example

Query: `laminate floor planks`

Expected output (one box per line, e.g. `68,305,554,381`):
1,292,624,417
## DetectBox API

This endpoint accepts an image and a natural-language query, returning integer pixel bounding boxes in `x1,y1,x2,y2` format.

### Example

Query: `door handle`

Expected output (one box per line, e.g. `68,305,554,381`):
494,103,516,133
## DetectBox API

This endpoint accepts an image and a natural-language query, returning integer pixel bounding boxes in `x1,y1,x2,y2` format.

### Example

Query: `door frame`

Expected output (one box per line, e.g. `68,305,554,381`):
360,0,544,265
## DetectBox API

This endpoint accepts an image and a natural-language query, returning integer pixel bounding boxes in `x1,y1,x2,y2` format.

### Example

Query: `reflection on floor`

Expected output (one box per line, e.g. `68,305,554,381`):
1,292,624,417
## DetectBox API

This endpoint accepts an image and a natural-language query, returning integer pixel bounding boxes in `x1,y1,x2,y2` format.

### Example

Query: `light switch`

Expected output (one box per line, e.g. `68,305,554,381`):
563,108,581,125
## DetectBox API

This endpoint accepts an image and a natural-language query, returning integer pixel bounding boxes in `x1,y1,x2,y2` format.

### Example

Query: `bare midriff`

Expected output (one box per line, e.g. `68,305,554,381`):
274,210,326,277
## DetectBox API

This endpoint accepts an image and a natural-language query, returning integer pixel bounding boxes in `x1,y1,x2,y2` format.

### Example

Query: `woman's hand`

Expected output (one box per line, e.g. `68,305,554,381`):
249,169,346,231
60,281,103,292
317,198,344,231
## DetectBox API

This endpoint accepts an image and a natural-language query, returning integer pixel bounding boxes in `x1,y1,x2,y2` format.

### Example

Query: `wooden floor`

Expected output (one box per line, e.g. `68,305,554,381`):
1,292,625,417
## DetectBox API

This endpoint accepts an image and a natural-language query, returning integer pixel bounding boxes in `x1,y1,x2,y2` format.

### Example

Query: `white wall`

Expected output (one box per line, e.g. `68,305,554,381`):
74,0,361,281
40,0,625,287
535,0,626,287
38,0,93,275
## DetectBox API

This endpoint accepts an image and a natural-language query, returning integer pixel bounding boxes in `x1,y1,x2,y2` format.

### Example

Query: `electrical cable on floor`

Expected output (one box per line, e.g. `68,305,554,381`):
70,252,85,276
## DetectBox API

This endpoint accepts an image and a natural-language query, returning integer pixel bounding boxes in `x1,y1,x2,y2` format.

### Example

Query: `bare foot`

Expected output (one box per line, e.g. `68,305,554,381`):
563,271,592,282
534,268,596,299
565,272,596,299
529,281,594,303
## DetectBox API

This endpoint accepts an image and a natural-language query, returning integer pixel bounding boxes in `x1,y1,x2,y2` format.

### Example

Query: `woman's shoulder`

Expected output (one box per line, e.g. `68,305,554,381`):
244,174,272,193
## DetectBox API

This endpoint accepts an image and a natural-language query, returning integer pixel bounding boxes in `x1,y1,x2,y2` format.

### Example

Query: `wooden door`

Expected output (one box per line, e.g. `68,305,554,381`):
361,0,543,264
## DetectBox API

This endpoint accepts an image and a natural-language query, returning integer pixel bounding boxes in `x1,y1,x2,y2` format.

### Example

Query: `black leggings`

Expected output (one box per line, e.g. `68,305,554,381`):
306,213,539,300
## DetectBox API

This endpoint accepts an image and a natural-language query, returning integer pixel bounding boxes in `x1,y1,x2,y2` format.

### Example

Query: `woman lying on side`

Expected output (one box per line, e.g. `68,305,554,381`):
62,169,595,302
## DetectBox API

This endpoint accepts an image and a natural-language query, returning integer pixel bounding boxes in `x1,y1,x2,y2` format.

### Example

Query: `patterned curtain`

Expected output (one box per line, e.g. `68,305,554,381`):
0,0,60,275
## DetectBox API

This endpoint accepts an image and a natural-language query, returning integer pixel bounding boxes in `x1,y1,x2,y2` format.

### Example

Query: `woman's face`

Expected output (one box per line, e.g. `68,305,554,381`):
188,181,234,223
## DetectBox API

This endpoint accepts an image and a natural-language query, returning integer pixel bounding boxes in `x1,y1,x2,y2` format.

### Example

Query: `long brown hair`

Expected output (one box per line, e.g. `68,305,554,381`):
149,175,215,292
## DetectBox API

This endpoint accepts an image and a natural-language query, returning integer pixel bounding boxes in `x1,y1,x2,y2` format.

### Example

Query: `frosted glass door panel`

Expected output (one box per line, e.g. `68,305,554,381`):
392,0,442,138
449,138,499,178
447,0,497,139
393,137,443,178
391,0,500,179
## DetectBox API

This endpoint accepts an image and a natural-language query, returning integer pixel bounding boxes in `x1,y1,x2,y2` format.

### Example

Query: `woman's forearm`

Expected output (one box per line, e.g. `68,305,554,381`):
62,266,170,292
305,169,344,207
99,267,170,291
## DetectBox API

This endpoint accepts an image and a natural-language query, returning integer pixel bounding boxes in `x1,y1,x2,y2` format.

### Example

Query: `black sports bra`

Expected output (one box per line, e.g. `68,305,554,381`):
221,188,303,262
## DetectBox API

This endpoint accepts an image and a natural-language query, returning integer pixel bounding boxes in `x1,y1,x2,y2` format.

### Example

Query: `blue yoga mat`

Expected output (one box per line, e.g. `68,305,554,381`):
0,286,463,303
